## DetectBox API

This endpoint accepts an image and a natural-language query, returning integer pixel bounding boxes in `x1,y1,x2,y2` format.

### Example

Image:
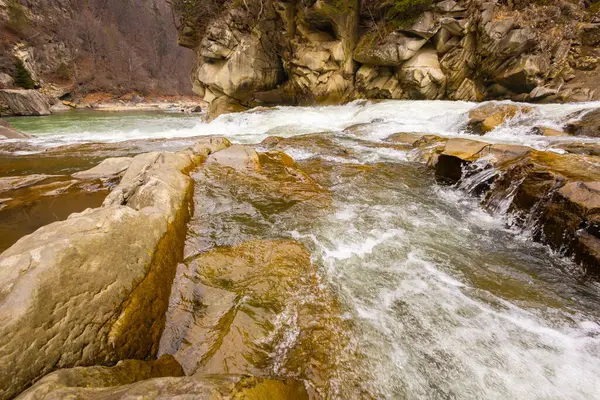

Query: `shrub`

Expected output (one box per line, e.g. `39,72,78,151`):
13,60,35,89
6,0,30,36
55,62,71,80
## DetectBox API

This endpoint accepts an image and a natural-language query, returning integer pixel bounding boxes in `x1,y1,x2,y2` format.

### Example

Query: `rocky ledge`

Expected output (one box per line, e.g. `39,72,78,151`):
387,131,600,274
0,138,229,399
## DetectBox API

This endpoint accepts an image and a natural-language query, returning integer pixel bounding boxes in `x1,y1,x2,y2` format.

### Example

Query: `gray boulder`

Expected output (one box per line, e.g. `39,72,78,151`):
0,89,51,116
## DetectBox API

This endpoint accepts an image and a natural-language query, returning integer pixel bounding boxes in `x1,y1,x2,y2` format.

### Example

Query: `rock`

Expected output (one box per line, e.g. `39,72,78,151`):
0,143,222,399
207,96,248,120
49,102,70,113
0,73,14,88
403,12,439,39
435,138,491,182
565,109,600,137
16,355,184,400
0,89,51,116
530,86,558,100
19,374,309,400
466,103,532,134
581,23,600,47
531,126,569,137
0,174,57,194
353,32,426,66
72,157,133,180
355,65,403,99
158,239,340,394
495,55,546,93
398,47,447,100
551,143,600,157
206,145,261,171
0,120,31,139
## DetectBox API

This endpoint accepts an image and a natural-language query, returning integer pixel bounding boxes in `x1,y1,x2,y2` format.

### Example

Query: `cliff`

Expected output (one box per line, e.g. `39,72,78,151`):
0,0,195,98
172,0,600,118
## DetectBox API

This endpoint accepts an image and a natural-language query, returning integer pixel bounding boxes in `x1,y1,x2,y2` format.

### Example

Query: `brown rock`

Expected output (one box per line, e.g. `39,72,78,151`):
0,90,51,116
435,138,491,182
72,157,133,180
531,126,569,137
16,355,184,400
565,109,600,138
206,145,262,171
0,120,31,139
467,103,532,135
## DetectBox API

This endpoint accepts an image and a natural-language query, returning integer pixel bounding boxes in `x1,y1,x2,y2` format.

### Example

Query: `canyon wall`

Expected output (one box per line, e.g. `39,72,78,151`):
173,0,600,118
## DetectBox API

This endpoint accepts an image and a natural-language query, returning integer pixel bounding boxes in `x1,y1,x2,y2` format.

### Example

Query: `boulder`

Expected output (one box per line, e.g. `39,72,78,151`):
435,138,491,182
19,374,308,400
398,47,447,100
494,55,546,93
158,239,340,393
72,157,133,180
206,145,262,171
353,31,426,66
531,126,569,137
565,109,600,137
0,142,229,400
0,89,51,116
466,103,532,134
0,120,31,139
16,355,184,400
355,65,403,99
207,96,248,120
0,73,14,88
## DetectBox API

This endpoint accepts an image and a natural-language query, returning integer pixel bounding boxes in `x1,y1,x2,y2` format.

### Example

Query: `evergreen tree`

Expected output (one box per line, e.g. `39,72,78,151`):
13,60,35,89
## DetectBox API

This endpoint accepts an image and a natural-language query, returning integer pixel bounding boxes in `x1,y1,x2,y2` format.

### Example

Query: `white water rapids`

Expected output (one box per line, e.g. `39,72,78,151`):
9,100,600,399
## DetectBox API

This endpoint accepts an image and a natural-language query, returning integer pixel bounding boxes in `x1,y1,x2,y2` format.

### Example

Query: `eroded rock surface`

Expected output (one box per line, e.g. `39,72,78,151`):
0,139,231,399
0,89,51,116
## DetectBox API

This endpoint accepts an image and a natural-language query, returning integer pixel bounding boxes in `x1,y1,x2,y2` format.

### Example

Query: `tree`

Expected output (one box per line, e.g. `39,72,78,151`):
13,60,35,89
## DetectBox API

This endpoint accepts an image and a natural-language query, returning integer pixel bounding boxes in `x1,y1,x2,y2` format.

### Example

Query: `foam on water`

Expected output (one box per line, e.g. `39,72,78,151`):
9,100,600,152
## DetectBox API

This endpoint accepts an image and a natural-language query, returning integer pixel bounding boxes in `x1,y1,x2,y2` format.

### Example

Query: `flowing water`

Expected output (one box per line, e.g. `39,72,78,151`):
5,101,600,399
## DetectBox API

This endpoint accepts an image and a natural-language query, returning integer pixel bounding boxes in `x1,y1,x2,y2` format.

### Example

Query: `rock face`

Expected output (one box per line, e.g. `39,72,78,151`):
176,0,600,118
0,139,231,400
0,89,51,116
466,103,532,134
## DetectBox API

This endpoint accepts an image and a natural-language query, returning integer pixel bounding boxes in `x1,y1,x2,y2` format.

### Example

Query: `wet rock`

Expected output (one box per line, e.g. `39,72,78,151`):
20,374,308,400
16,355,184,400
0,89,51,116
466,103,532,134
72,157,133,180
206,145,262,171
565,109,600,137
531,126,569,137
207,96,249,120
0,120,32,139
435,138,491,182
551,142,600,157
159,240,342,394
540,181,600,271
486,144,532,165
0,143,219,399
0,174,56,194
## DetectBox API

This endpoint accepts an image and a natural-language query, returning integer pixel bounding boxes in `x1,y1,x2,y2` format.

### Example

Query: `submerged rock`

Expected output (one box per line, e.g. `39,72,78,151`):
0,120,31,139
206,145,262,171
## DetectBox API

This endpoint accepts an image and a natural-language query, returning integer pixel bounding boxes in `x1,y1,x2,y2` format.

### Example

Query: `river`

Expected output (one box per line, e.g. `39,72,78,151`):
4,100,600,399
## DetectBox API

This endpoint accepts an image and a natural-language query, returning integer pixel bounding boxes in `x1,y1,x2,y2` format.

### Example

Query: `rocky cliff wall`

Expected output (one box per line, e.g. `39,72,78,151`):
175,0,600,118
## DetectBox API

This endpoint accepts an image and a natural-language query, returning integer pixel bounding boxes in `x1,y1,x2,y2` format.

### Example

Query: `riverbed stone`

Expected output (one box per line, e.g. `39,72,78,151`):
0,141,224,399
16,355,184,400
435,138,491,182
0,120,31,139
206,144,262,171
19,374,309,399
565,109,600,137
466,103,532,134
72,157,133,180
